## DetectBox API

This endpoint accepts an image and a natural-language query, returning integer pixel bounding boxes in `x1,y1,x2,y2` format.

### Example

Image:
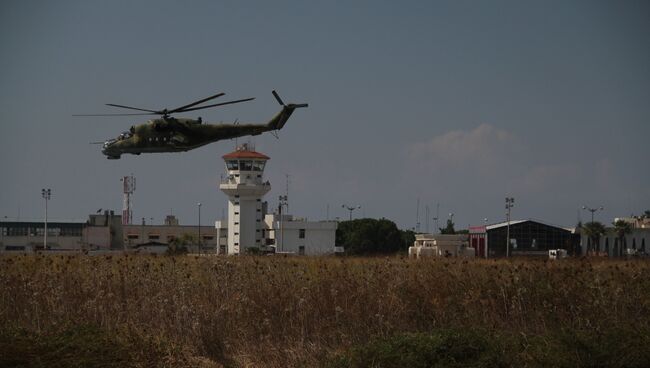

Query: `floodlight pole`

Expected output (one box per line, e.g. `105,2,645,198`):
582,205,604,223
198,202,202,254
41,189,51,251
342,204,361,221
505,197,514,257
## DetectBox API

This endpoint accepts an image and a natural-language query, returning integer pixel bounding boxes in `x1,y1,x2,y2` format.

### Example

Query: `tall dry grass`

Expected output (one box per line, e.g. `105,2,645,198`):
1,254,649,367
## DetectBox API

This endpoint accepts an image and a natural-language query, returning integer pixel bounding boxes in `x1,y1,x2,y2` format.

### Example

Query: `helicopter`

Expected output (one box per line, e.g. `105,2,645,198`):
76,90,307,159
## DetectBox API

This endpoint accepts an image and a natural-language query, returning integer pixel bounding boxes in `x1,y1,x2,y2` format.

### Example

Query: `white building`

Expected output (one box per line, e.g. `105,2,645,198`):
219,144,272,254
216,144,338,255
264,214,338,255
409,234,474,258
579,217,650,257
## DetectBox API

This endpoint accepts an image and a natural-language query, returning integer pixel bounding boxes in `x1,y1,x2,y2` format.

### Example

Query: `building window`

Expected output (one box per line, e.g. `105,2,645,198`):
127,234,139,239
298,246,305,255
226,160,239,170
299,229,305,239
234,212,239,215
203,236,214,240
234,232,239,235
234,222,239,225
148,235,160,240
240,160,253,171
235,195,240,198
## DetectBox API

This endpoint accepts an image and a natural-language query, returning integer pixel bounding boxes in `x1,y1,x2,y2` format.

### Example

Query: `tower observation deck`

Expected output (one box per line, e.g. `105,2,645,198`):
219,143,271,254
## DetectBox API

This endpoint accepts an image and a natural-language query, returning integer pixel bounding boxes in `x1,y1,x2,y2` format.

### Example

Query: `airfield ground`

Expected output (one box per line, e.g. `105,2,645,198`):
1,254,649,367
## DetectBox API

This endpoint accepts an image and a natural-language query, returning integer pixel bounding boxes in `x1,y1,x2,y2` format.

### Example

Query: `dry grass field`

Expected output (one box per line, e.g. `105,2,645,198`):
1,254,649,367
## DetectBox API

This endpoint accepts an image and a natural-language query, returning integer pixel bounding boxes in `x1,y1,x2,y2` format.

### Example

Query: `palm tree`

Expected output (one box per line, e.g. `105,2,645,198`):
582,221,606,255
613,220,632,257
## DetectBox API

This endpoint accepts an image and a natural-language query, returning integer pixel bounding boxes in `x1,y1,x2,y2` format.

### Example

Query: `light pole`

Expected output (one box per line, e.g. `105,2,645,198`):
197,202,202,254
342,204,361,221
41,189,51,251
582,205,604,223
505,197,515,257
279,195,288,252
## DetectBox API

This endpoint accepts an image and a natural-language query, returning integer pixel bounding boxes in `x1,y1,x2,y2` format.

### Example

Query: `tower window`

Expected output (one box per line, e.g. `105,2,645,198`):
226,160,239,170
299,229,305,239
240,160,253,171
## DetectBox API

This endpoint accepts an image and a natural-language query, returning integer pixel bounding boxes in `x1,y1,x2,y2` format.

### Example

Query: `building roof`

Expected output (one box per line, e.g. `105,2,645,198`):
222,150,270,160
484,219,573,232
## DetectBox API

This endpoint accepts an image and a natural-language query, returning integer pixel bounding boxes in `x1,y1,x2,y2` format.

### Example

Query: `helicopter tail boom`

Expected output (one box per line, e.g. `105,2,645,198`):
267,90,308,130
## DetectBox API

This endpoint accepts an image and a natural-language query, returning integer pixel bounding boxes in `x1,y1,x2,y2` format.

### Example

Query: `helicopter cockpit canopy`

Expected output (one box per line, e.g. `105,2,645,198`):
117,131,133,140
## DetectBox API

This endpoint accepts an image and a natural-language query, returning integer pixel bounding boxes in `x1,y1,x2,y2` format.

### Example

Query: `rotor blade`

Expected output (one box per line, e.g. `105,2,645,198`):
73,113,156,116
89,141,105,144
290,103,309,108
105,103,158,113
272,90,285,106
168,92,226,114
177,97,255,113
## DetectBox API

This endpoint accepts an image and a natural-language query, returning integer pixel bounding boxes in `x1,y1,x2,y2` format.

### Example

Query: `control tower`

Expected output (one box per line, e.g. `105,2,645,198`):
219,143,271,254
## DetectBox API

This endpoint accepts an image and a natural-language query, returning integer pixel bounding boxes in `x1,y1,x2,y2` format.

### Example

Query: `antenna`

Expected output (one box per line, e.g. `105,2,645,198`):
121,174,136,225
285,174,290,214
416,198,420,233
425,205,430,233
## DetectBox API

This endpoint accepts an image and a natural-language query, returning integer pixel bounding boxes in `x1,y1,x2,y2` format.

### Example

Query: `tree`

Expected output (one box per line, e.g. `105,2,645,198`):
582,222,606,254
613,220,632,257
439,219,456,234
166,233,195,255
336,218,406,255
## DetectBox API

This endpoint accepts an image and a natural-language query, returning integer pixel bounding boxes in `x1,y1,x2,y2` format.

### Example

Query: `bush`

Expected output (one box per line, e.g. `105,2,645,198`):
325,330,505,368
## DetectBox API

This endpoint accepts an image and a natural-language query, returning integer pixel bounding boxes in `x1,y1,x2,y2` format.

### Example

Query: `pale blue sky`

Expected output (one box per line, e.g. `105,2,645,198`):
1,0,648,230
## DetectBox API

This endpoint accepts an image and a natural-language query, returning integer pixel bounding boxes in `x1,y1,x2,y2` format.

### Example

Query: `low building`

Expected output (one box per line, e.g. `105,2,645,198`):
264,214,338,255
122,218,219,253
469,219,580,258
1,211,122,252
409,234,474,258
579,219,650,257
1,211,219,254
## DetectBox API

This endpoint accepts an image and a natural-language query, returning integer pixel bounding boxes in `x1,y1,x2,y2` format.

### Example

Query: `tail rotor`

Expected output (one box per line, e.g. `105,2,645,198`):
272,90,308,109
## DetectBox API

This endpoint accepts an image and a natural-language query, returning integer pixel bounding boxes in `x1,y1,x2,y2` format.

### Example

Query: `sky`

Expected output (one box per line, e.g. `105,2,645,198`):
0,0,648,231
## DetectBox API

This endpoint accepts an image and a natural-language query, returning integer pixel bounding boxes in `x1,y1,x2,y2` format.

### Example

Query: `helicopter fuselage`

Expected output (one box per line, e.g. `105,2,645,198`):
101,103,300,159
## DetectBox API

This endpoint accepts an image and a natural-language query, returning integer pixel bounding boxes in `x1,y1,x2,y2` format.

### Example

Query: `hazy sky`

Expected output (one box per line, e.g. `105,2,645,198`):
1,0,648,231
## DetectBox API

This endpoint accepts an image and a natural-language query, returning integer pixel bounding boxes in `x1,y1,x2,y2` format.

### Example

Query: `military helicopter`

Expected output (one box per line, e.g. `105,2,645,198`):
76,90,307,159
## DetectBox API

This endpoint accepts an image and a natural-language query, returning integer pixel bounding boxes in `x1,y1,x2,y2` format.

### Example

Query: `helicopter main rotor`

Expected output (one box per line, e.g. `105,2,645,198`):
74,92,255,117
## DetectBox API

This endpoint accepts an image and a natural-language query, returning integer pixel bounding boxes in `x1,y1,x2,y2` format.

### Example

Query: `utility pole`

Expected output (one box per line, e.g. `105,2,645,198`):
41,189,51,251
505,197,515,257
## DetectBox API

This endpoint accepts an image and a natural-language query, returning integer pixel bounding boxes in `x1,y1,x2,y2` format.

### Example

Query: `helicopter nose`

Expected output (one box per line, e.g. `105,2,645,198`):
101,141,113,155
